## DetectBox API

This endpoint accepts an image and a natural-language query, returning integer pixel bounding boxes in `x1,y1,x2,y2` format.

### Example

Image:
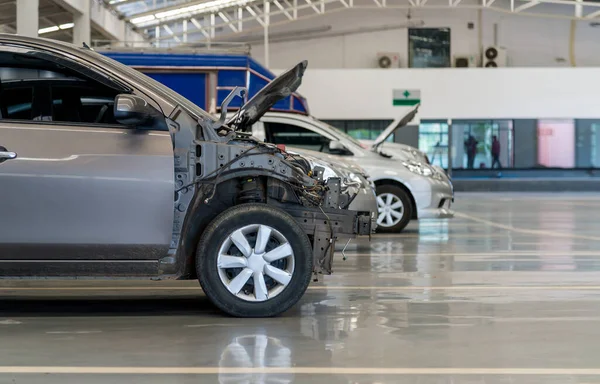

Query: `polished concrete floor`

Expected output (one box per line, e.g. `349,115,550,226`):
2,193,600,383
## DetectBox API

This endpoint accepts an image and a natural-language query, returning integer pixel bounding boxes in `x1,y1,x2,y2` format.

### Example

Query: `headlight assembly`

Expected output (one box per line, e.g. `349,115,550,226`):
345,172,362,184
402,160,442,179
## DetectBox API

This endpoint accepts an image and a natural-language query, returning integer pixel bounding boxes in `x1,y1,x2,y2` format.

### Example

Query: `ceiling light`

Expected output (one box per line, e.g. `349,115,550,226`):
38,26,60,34
131,15,156,24
59,23,74,30
131,0,257,24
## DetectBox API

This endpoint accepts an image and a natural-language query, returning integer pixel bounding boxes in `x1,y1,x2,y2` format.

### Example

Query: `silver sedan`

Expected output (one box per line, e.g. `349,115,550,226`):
249,109,454,232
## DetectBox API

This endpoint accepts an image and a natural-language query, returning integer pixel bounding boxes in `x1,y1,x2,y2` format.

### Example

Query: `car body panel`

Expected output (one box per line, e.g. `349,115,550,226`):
0,42,176,264
0,122,174,259
360,140,430,163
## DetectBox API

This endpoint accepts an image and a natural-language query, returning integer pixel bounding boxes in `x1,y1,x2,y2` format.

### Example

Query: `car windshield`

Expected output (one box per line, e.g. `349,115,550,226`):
310,117,365,148
79,48,217,122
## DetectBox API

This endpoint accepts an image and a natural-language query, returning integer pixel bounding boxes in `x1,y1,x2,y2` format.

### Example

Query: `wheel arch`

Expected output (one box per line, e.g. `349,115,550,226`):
373,179,418,219
172,173,301,279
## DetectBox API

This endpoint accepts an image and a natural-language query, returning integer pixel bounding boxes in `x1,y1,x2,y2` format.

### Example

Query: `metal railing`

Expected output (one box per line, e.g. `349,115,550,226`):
91,39,252,54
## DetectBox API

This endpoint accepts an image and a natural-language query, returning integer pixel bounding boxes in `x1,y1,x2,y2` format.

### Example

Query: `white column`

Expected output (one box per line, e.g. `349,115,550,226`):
73,0,91,47
263,0,270,68
17,0,39,37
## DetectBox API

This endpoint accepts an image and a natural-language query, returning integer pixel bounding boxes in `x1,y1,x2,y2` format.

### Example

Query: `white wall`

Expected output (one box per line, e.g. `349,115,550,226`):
251,7,600,69
298,68,600,120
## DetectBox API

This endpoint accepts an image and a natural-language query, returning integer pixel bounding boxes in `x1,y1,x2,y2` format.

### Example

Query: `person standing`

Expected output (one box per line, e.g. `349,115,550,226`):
491,135,502,169
465,134,478,169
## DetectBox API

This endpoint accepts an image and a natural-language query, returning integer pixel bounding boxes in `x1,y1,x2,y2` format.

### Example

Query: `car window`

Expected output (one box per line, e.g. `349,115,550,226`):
79,48,217,123
316,118,365,147
3,86,33,119
0,51,138,127
265,122,332,152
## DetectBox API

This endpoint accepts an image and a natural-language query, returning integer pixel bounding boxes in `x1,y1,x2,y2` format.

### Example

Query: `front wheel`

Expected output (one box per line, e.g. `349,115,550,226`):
196,203,313,317
375,184,413,233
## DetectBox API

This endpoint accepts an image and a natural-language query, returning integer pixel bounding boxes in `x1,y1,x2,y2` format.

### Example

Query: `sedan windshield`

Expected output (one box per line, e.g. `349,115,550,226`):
310,117,365,148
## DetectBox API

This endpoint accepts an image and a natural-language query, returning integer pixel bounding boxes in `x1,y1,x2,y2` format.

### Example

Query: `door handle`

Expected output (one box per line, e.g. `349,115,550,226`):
0,151,17,160
0,146,17,164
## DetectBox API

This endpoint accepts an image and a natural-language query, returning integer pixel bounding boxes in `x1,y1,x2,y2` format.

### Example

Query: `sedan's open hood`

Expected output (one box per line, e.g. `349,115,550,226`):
371,104,420,149
227,61,307,129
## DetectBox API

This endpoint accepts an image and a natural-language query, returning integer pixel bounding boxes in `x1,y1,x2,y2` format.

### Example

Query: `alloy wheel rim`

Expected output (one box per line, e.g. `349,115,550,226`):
376,193,404,227
217,224,295,302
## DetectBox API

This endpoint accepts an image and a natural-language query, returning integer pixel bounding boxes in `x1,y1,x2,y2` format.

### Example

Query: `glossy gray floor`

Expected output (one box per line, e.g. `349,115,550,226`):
2,193,600,383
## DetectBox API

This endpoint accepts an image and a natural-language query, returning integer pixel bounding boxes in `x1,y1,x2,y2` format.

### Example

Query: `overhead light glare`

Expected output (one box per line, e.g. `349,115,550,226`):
38,26,60,34
131,0,256,24
131,15,156,24
59,23,74,30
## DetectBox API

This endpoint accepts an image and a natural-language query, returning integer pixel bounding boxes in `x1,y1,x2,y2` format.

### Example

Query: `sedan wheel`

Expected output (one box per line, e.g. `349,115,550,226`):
375,184,413,233
377,193,404,228
197,203,313,317
216,224,295,302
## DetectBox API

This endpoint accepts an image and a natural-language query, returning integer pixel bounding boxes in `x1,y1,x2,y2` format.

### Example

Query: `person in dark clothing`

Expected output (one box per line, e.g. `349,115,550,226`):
464,135,478,169
491,135,502,169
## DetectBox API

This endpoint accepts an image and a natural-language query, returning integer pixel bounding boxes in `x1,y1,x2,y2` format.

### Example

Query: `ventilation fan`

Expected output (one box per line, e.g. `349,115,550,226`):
453,55,477,67
376,52,400,69
483,46,507,67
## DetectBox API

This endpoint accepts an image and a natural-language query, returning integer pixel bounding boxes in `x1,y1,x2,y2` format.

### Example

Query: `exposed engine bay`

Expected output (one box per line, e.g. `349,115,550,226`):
171,136,371,277
167,65,371,278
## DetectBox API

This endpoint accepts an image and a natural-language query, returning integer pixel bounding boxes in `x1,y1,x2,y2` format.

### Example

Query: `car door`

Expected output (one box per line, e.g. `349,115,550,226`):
0,45,174,276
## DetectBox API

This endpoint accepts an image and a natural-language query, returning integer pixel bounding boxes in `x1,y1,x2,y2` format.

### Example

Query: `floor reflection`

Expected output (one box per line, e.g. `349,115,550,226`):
219,334,293,384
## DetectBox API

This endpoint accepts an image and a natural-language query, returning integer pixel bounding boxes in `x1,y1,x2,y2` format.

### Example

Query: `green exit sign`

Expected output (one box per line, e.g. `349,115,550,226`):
393,89,421,106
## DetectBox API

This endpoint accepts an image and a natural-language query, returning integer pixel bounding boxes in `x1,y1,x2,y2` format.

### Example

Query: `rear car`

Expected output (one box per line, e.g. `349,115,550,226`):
248,109,454,233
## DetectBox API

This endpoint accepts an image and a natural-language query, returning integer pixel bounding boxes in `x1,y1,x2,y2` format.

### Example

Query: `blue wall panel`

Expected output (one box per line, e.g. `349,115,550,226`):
293,96,307,112
103,52,250,68
145,72,207,110
217,70,246,87
105,52,309,114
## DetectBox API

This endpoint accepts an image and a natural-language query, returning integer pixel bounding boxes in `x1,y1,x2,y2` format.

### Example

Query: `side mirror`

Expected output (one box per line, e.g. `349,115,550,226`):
114,94,167,131
328,140,351,155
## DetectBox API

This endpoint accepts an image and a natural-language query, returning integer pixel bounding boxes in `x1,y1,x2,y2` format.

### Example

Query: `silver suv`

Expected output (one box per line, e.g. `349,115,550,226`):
0,35,371,317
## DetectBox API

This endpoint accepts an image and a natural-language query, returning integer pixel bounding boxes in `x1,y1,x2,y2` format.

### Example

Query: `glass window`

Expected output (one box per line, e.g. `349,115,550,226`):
537,119,575,168
419,121,449,168
451,120,514,169
265,122,332,152
575,120,600,168
2,86,34,120
0,52,123,125
408,28,451,68
321,119,394,141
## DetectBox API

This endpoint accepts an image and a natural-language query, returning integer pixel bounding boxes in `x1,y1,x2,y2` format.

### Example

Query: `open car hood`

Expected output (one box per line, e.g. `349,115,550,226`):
371,104,420,148
227,60,307,128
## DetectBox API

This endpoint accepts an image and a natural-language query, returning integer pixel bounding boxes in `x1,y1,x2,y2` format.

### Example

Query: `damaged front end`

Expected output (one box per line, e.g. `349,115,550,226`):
170,61,370,278
187,135,371,276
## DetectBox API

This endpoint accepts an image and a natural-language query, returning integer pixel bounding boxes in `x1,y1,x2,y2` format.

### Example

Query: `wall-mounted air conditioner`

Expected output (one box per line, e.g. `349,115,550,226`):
453,55,477,68
483,46,508,67
376,52,400,68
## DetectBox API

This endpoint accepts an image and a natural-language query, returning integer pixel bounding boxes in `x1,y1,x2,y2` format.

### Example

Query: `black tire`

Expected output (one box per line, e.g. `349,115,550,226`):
196,203,313,317
375,184,413,233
